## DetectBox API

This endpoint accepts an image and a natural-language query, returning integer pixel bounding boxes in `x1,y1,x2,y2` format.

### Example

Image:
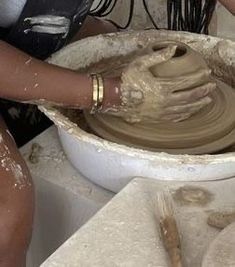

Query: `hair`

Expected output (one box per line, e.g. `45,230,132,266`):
89,0,217,34
89,0,134,29
166,0,217,34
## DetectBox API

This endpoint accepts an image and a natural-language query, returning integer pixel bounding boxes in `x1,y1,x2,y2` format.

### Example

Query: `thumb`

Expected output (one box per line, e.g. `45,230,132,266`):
131,45,177,71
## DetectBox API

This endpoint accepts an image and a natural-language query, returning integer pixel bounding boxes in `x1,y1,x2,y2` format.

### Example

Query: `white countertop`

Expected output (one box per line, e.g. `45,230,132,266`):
21,126,114,204
21,126,114,267
41,177,235,267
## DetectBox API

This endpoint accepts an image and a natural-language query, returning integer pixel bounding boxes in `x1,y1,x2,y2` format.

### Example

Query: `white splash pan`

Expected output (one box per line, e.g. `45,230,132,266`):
40,30,235,193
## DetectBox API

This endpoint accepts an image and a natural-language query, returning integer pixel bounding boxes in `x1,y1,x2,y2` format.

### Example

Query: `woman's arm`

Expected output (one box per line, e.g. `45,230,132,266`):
219,0,235,15
73,16,118,41
0,41,121,110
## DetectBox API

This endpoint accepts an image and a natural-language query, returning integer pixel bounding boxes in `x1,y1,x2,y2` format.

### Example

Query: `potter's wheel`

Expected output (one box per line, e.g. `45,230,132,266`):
84,79,235,154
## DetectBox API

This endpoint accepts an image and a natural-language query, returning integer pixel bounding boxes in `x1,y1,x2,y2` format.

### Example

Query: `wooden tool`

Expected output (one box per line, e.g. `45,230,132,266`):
157,191,183,267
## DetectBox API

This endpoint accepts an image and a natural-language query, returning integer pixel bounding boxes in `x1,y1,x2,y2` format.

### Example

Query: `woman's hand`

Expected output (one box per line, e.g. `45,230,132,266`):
110,45,216,124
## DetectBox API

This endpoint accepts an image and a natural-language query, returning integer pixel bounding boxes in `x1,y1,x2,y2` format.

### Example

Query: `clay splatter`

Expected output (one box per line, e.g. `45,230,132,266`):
173,185,213,206
207,211,235,230
25,57,32,65
0,139,28,188
28,143,43,164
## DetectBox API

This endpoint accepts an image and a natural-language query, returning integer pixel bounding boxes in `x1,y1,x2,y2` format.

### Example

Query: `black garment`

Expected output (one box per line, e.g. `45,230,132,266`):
0,0,93,146
7,0,92,59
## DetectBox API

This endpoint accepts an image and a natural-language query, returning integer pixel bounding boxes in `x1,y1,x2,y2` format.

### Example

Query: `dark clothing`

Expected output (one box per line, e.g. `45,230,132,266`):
5,0,92,59
0,0,92,146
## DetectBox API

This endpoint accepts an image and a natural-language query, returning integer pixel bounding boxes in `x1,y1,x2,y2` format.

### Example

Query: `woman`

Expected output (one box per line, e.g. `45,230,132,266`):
0,0,233,266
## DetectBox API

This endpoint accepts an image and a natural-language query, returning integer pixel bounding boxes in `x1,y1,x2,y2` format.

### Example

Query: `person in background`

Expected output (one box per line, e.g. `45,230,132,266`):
0,0,234,266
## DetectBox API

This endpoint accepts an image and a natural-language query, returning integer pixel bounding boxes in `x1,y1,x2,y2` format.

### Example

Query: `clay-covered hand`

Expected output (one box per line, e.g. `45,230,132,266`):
112,45,216,123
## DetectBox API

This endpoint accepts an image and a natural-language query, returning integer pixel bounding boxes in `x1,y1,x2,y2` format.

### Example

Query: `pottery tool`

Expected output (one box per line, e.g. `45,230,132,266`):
157,191,182,267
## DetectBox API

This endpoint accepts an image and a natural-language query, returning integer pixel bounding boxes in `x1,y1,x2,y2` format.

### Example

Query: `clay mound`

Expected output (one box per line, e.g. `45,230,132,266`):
84,79,235,155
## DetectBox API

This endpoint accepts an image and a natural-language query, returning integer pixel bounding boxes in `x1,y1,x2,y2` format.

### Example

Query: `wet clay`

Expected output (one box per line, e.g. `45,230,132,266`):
115,44,214,124
28,143,43,164
150,41,208,78
85,80,235,154
173,186,213,206
82,41,235,155
207,211,235,230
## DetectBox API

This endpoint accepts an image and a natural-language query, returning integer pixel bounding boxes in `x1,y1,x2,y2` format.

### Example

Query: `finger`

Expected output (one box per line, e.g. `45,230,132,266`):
166,96,212,114
170,82,216,105
130,45,177,71
160,69,212,92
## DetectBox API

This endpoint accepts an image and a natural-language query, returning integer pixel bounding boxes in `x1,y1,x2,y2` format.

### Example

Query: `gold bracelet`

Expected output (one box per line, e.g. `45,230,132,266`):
96,74,104,111
90,74,99,114
90,73,104,113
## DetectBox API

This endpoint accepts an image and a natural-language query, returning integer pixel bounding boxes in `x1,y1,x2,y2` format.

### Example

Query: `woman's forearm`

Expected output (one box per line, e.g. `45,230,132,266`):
72,16,118,41
0,41,121,110
219,0,235,15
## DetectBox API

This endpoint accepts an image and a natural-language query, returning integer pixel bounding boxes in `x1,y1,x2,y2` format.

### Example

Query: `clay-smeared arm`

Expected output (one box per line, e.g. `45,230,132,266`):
0,41,121,110
219,0,235,15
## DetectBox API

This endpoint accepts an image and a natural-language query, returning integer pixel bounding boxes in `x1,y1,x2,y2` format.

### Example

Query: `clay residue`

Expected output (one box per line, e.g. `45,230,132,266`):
173,186,213,206
207,211,235,230
0,141,28,188
60,109,93,133
28,143,43,164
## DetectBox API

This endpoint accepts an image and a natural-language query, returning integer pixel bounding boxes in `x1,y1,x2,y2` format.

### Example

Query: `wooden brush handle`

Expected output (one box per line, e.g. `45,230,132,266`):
169,248,183,267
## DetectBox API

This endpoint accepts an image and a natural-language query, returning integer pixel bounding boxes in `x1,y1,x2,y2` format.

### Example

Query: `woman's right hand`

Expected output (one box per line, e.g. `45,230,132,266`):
107,45,216,124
